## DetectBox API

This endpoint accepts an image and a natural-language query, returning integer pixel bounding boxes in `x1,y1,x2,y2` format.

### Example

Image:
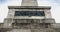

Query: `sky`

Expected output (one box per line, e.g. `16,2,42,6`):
0,0,60,23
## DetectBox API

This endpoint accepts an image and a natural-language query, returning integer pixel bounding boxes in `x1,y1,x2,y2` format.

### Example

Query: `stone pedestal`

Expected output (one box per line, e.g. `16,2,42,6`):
0,0,58,32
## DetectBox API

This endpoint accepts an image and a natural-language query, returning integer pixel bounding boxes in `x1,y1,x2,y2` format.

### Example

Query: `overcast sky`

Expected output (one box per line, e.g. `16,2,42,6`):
0,0,60,23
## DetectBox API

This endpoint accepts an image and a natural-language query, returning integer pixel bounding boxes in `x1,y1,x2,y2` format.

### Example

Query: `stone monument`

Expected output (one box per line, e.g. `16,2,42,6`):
0,0,60,32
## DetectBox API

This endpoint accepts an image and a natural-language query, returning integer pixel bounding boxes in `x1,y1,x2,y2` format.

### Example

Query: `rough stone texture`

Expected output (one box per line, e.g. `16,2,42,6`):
21,0,38,6
7,6,51,19
44,9,52,18
0,0,60,32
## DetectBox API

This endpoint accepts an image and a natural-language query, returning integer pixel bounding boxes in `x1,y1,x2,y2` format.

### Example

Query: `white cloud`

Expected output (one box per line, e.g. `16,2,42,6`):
7,0,22,6
38,0,51,6
51,6,60,23
0,4,8,23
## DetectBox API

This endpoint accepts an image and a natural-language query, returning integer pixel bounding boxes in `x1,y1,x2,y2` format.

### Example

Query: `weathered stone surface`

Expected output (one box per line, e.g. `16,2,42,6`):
0,0,59,32
21,0,38,6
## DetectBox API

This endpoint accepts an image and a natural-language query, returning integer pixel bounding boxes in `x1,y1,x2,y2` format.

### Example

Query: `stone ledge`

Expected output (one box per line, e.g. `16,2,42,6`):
52,23,60,28
4,18,55,23
8,6,51,9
